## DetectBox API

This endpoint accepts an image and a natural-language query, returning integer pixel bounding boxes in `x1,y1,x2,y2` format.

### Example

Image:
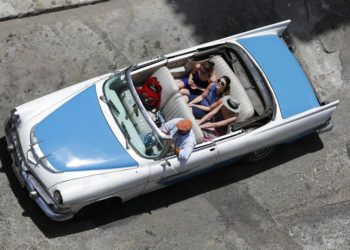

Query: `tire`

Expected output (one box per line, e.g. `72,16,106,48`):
243,146,274,163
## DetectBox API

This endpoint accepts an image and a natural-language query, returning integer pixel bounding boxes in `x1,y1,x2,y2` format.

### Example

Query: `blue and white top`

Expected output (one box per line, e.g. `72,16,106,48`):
203,84,219,106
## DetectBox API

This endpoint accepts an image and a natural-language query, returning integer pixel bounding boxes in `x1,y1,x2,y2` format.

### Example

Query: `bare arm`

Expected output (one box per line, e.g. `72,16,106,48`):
188,63,200,85
213,116,237,127
198,103,223,125
188,94,204,105
188,82,214,105
200,115,237,129
190,104,211,112
190,99,222,112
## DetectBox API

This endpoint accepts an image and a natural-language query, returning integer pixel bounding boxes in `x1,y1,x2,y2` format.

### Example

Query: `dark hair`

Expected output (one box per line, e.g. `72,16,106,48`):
219,75,231,96
200,61,215,76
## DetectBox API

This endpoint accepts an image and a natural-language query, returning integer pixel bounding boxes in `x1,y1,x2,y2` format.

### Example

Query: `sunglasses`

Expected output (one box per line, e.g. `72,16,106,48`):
217,79,226,87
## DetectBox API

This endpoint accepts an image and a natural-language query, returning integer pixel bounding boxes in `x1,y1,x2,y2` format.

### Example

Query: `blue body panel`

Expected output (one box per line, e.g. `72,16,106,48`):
238,35,320,118
34,85,138,172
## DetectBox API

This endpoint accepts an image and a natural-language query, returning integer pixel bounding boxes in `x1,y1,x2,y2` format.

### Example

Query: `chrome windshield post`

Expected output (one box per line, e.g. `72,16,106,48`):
156,138,174,160
125,65,172,142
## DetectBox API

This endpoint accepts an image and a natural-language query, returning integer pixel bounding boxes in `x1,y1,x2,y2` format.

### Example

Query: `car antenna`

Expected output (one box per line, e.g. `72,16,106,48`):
112,62,118,74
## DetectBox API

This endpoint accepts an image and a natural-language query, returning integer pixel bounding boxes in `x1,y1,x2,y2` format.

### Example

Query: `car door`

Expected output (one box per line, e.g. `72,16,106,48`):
215,101,339,165
213,130,247,165
145,141,217,191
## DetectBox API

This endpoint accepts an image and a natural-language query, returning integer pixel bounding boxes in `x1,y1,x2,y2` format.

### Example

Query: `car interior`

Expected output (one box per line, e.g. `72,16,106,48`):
130,44,274,145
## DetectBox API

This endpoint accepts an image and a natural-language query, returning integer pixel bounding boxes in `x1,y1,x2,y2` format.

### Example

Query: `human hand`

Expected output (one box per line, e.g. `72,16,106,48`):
189,80,197,89
169,143,175,152
175,147,180,156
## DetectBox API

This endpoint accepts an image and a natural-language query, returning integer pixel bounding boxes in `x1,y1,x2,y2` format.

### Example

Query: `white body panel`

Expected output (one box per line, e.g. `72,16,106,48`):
216,102,338,164
5,20,339,220
51,166,149,210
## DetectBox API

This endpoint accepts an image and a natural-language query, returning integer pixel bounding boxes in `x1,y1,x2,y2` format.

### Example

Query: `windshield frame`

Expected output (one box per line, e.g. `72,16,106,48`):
125,65,173,142
102,66,172,159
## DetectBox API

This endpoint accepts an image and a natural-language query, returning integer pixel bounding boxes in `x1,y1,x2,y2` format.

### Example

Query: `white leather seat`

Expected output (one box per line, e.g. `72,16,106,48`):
210,56,255,122
152,67,204,143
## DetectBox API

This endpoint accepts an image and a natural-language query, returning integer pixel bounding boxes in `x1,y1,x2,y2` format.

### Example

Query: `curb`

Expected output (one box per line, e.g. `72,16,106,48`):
0,0,109,22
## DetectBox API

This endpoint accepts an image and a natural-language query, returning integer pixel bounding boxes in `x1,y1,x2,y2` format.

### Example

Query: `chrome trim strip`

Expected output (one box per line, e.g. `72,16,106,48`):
317,120,333,134
4,118,74,221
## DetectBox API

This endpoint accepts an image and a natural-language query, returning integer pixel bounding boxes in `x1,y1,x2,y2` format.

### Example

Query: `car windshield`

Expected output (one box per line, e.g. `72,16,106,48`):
103,72,165,158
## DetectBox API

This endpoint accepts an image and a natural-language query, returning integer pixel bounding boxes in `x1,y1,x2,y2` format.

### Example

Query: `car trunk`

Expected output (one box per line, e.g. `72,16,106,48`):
238,34,320,119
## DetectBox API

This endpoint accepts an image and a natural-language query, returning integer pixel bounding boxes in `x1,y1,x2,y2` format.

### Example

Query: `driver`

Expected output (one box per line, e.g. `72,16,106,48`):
160,118,196,163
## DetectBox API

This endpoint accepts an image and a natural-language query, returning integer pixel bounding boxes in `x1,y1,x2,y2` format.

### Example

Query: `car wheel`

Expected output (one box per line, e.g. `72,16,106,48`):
243,146,274,163
242,124,275,163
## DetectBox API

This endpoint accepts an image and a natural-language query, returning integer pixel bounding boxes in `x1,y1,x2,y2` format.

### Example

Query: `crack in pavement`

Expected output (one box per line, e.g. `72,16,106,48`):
0,0,110,22
82,20,132,66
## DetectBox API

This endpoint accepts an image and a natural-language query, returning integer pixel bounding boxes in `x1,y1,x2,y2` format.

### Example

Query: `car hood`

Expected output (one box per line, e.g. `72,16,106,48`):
238,35,320,118
33,84,138,172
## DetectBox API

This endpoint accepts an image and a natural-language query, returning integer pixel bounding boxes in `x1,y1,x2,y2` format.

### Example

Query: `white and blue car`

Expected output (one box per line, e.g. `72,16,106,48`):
5,20,339,221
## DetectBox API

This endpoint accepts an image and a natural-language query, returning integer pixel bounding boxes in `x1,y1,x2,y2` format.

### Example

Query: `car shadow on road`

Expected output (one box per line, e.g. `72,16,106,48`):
165,0,350,43
0,133,323,238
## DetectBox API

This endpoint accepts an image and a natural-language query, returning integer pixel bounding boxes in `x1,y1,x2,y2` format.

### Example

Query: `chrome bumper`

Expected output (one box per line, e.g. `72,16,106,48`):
317,119,333,134
4,118,73,221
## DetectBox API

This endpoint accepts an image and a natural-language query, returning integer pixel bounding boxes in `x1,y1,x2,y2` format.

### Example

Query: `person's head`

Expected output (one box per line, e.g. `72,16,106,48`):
176,119,193,135
221,96,241,114
199,61,215,78
216,75,231,95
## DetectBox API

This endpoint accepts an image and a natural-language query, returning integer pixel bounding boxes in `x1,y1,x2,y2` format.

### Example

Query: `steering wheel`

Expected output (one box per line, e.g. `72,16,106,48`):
143,133,157,149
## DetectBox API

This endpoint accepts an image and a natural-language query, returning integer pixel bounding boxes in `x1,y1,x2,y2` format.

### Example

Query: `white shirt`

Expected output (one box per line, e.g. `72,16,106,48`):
160,118,196,163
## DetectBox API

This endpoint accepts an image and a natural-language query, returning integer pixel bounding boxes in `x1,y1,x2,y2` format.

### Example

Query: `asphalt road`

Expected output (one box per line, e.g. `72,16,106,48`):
0,0,349,249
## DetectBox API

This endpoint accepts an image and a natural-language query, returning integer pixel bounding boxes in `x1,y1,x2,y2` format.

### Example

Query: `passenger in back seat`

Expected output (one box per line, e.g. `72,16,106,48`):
198,96,240,136
177,61,216,102
188,76,231,119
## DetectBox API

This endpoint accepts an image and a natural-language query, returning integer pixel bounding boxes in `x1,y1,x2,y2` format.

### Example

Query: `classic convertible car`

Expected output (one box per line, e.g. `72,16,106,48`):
5,20,339,221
